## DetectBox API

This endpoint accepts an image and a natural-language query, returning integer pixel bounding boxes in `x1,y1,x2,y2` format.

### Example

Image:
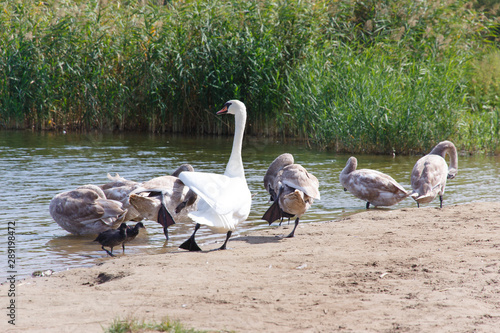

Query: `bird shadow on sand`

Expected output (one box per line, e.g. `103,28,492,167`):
231,235,284,245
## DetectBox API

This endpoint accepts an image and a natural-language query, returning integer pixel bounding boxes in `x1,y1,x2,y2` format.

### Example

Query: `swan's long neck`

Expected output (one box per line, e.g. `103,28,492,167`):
339,157,357,186
429,141,458,173
224,110,246,179
447,146,458,174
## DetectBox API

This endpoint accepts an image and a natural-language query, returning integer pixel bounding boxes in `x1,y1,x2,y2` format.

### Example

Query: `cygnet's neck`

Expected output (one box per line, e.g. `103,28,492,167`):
430,141,458,173
339,157,357,186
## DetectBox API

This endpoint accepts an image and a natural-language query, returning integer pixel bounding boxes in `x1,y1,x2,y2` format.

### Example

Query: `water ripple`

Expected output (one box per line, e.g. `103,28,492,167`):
0,131,498,282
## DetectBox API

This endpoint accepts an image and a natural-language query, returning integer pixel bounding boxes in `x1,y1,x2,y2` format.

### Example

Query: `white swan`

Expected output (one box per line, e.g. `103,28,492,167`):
128,164,197,239
410,140,458,208
49,185,126,235
340,156,410,209
178,100,252,251
262,153,320,238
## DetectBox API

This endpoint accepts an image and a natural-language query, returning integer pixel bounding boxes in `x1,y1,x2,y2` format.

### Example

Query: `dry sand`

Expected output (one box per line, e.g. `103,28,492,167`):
2,202,500,332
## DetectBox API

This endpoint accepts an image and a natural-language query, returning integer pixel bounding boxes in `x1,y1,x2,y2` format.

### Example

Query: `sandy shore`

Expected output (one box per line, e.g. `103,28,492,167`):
2,202,500,332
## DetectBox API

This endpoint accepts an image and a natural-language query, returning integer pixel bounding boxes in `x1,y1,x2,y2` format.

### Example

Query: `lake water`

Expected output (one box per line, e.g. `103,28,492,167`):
1,131,498,282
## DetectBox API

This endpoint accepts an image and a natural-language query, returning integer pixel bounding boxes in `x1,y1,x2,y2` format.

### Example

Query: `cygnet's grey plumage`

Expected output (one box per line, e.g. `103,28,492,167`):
128,164,197,239
410,140,458,208
262,153,320,238
100,173,142,222
340,156,410,209
49,184,126,235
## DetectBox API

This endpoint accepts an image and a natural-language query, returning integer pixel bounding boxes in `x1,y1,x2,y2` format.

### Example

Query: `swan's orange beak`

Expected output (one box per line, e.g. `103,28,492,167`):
217,103,229,115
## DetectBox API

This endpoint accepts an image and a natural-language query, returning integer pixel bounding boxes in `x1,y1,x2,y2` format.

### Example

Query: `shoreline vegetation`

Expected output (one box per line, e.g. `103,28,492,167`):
1,0,499,154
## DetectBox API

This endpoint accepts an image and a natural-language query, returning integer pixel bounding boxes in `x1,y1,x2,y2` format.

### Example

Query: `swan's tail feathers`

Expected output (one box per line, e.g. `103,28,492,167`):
107,172,120,181
116,209,128,224
262,201,282,225
410,192,434,203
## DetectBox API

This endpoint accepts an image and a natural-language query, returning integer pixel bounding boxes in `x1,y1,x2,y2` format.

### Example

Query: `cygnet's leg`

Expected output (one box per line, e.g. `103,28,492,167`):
286,217,300,238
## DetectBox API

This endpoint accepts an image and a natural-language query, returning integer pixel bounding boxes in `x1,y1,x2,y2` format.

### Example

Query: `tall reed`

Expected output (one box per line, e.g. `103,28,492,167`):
0,0,498,153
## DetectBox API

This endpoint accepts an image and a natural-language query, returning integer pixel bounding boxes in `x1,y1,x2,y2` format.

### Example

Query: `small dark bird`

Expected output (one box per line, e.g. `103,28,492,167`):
94,223,128,257
122,222,146,252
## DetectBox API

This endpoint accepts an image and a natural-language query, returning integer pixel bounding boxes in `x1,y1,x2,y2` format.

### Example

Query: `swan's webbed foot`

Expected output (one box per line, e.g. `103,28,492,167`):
158,204,176,240
158,204,176,228
179,223,202,251
218,231,232,250
286,218,300,238
179,237,202,251
262,201,281,225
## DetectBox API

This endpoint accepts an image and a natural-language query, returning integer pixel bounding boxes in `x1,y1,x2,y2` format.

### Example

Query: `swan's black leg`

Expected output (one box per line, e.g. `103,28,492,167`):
219,231,232,250
366,202,371,209
439,195,443,208
163,227,169,241
179,223,202,251
286,218,300,238
122,243,126,253
417,202,420,208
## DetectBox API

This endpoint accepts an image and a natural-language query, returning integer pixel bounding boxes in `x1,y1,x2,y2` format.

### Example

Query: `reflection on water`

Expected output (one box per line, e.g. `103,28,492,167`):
0,131,498,282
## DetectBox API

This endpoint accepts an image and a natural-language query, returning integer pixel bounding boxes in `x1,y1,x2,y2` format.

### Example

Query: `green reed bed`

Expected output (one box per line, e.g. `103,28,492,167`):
0,0,498,153
285,48,468,154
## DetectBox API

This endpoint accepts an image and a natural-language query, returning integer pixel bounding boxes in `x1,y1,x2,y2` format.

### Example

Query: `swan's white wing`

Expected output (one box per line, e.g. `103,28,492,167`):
179,171,248,216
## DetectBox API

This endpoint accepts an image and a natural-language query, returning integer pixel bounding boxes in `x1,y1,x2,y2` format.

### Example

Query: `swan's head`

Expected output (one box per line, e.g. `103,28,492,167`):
217,100,246,116
344,156,357,172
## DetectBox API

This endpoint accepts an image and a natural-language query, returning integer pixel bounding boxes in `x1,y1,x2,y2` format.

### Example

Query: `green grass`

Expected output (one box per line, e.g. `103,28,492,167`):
104,318,210,333
0,0,498,153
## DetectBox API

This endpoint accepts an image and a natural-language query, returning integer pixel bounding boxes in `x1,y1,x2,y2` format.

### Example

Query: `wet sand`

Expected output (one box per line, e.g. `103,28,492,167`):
2,202,500,332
